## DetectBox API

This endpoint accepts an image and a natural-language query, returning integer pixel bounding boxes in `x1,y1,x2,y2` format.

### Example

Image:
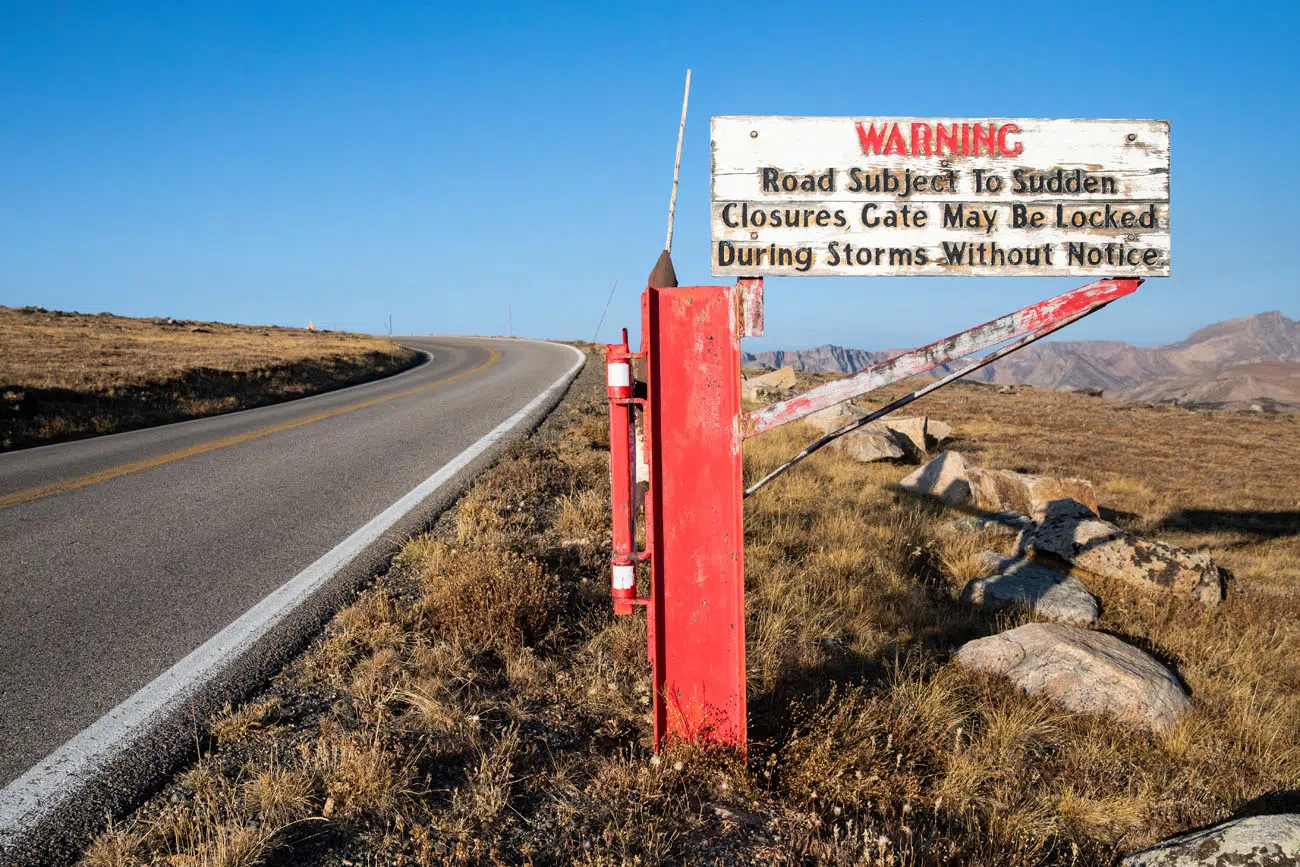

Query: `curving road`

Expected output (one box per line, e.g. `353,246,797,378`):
0,336,582,861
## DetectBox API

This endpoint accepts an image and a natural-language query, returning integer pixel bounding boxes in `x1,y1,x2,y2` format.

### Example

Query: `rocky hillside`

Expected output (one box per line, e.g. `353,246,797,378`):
742,344,897,374
744,311,1300,410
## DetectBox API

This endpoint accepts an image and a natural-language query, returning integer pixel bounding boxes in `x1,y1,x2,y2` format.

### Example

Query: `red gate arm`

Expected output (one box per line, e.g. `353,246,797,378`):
741,277,1141,439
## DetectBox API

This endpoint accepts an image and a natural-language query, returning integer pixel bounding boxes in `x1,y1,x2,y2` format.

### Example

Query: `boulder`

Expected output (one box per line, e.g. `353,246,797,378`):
882,417,928,461
832,429,906,462
803,402,868,434
899,451,973,505
741,366,798,401
926,419,954,447
801,408,950,465
967,467,1099,516
1121,814,1300,867
898,451,1099,515
961,554,1099,625
1022,499,1223,607
740,378,770,401
956,622,1189,733
749,366,797,389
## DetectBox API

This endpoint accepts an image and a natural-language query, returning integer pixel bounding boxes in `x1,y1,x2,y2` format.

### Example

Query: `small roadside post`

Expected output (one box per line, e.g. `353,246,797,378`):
606,109,1170,751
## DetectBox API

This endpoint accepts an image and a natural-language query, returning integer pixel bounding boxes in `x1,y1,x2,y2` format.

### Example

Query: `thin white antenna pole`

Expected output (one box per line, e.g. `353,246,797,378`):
665,69,691,253
592,278,619,343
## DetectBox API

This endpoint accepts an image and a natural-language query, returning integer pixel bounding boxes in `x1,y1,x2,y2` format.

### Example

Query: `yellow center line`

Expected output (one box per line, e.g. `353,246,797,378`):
0,348,502,510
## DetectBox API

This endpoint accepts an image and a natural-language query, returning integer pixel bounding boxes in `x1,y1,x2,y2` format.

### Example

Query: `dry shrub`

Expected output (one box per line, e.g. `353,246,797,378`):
390,678,465,736
454,489,506,547
113,758,294,867
556,487,609,539
573,413,610,448
346,646,402,722
551,751,700,864
934,524,1002,583
209,698,279,746
242,761,315,825
304,731,413,822
165,821,279,867
779,661,971,814
304,587,409,682
414,542,557,648
448,724,522,832
80,820,145,867
502,644,558,694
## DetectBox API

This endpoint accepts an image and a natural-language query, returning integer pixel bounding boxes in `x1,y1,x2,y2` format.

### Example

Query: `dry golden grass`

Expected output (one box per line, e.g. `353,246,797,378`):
82,354,1300,865
0,305,415,450
209,699,280,746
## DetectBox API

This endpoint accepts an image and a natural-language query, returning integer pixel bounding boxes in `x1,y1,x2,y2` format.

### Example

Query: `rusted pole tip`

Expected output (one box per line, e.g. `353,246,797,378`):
648,249,678,289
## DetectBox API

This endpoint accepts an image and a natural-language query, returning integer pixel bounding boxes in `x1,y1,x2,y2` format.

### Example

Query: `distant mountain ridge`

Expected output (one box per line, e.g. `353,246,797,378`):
742,311,1300,411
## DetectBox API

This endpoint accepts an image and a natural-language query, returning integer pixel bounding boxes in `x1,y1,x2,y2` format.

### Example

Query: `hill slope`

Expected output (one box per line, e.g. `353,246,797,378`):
0,305,415,450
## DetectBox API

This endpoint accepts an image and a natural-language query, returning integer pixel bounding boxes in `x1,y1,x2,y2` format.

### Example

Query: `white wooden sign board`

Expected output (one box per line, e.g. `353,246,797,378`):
710,116,1170,277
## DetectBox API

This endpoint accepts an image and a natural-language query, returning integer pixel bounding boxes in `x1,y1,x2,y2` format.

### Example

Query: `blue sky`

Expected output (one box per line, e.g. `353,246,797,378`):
1,1,1295,349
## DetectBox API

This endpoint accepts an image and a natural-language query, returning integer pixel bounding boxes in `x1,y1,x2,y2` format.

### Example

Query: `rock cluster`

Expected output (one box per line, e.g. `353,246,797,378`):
800,402,952,465
905,453,1223,609
901,450,1230,736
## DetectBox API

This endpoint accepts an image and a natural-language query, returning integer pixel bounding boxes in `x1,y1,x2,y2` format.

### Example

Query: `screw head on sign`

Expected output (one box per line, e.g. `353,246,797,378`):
1127,133,1137,142
750,130,758,138
940,160,950,168
750,232,758,240
1127,234,1137,241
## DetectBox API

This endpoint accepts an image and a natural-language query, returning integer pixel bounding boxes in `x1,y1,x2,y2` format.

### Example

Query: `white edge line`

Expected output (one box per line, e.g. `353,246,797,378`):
0,340,586,843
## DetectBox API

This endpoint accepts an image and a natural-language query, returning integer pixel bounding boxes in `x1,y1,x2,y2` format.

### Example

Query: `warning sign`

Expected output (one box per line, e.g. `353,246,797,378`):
710,117,1170,277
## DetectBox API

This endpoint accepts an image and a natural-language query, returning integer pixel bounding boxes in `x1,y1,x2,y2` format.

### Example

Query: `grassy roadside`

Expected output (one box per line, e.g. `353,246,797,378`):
0,306,416,451
82,351,1299,866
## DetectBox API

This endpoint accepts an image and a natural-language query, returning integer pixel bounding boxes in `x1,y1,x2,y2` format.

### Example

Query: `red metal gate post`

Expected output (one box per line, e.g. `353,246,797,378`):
637,279,762,748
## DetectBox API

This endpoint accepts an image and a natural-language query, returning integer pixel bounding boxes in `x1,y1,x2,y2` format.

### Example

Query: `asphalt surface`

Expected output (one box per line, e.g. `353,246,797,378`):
0,336,580,861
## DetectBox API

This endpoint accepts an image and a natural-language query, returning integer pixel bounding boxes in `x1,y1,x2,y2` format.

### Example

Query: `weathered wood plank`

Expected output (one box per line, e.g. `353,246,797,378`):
742,278,1141,437
711,117,1170,278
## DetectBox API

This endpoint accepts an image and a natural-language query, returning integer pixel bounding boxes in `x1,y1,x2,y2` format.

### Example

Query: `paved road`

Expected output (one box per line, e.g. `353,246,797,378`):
0,336,580,856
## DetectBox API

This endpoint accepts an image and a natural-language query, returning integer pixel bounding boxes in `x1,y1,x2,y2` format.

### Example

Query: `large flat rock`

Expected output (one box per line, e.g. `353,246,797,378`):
1121,814,1300,866
942,511,1033,537
1022,499,1223,607
956,622,1189,733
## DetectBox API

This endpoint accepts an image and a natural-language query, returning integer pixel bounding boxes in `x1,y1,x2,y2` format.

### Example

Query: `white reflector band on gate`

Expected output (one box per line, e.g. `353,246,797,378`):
612,563,635,590
607,361,631,388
